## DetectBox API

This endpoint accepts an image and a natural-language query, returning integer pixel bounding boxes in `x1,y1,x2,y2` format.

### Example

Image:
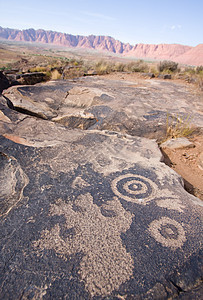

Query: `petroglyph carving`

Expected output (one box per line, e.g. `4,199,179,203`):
156,198,185,212
33,194,134,297
111,173,157,204
71,176,90,189
148,217,186,250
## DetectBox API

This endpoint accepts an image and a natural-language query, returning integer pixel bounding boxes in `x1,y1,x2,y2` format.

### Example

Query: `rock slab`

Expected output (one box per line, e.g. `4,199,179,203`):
0,77,203,299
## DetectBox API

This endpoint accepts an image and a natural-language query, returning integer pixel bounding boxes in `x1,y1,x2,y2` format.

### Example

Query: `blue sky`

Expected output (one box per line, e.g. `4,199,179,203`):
0,0,202,46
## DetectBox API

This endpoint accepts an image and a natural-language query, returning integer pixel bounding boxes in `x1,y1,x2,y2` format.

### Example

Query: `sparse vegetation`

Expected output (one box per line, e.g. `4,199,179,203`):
175,65,203,90
127,60,149,73
164,112,195,141
0,43,203,91
50,69,62,80
114,62,126,72
94,59,150,75
29,66,48,73
196,65,203,74
94,61,114,75
197,75,203,91
158,60,179,73
149,66,159,76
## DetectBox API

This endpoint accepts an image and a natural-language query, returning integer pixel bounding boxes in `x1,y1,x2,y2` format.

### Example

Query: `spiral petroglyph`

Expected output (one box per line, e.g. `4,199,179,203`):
111,174,157,204
148,217,186,250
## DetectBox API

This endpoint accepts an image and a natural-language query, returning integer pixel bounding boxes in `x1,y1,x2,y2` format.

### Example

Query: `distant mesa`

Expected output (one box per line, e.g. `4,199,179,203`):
0,26,202,66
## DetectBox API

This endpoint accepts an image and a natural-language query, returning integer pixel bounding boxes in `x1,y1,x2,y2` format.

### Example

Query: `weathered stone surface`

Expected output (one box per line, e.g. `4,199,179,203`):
0,77,202,299
160,137,195,149
0,72,46,94
4,73,19,87
0,152,29,217
2,77,203,135
2,82,103,126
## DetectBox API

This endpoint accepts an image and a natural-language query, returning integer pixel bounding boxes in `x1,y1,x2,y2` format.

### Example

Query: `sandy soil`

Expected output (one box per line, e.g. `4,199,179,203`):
161,134,203,200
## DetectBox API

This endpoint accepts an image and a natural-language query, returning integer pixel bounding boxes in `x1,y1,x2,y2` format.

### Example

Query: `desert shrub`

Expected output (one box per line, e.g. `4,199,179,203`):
196,66,203,74
183,67,196,75
127,60,149,73
95,61,113,75
150,66,159,76
114,63,126,72
69,58,84,66
158,60,178,73
29,66,48,73
51,69,62,80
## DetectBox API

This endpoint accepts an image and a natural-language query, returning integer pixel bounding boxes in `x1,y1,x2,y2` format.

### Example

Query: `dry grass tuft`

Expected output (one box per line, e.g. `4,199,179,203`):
163,112,195,142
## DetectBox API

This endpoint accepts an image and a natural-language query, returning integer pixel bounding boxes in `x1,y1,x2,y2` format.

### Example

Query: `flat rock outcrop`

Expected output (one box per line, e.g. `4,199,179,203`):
0,76,202,299
3,76,203,136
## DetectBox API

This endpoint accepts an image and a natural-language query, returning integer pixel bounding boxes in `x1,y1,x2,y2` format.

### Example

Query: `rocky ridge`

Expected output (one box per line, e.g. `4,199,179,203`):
0,27,203,65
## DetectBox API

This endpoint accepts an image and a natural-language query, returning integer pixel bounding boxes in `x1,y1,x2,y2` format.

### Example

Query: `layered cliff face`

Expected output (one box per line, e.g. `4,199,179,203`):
0,27,202,65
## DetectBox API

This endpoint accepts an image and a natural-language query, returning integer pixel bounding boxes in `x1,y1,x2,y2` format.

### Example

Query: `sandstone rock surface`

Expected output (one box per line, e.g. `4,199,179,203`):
160,137,195,149
0,76,202,299
3,76,203,136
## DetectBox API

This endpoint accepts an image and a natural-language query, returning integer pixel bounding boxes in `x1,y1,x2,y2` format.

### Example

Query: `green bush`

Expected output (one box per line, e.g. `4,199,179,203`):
158,60,178,73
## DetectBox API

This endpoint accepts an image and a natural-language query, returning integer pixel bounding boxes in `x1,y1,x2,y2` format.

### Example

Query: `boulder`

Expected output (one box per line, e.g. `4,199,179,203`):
160,137,195,149
158,74,172,79
84,70,98,76
141,72,155,78
0,71,10,93
1,71,47,94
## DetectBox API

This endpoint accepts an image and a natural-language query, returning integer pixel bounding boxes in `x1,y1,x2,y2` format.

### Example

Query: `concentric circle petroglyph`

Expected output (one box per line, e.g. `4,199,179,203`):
148,217,186,250
111,174,157,204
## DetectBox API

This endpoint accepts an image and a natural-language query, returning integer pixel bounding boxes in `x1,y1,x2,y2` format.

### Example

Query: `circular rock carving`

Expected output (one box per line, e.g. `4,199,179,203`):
148,217,186,250
111,174,157,204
